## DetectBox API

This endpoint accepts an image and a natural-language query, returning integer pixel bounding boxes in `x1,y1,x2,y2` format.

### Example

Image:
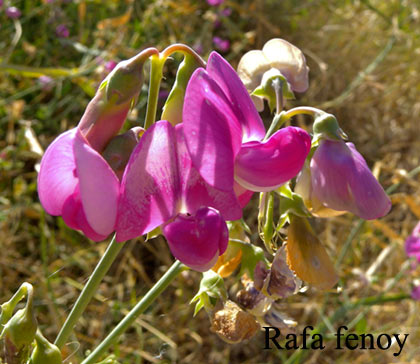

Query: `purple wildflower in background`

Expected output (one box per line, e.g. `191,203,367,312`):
221,7,232,16
411,285,420,300
207,0,225,5
56,24,69,38
213,36,230,52
105,60,117,72
405,221,420,263
0,0,4,8
38,76,54,92
6,6,21,19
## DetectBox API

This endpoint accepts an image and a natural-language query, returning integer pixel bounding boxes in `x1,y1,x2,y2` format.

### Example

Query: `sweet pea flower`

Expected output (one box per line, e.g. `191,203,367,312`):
237,38,309,111
38,49,157,241
310,139,391,220
183,52,311,193
405,221,420,263
116,121,243,271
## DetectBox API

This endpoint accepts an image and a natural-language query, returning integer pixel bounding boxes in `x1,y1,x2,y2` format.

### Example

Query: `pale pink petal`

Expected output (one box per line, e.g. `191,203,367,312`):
175,125,242,221
73,129,120,238
183,68,242,192
311,140,391,220
61,188,109,241
37,129,78,215
207,52,266,142
162,207,228,272
234,127,311,192
116,121,181,241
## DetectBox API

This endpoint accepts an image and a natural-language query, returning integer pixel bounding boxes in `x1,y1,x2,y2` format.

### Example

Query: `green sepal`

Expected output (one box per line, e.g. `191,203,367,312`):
312,113,348,142
146,226,162,241
251,69,295,113
228,240,268,280
190,271,227,316
161,54,202,125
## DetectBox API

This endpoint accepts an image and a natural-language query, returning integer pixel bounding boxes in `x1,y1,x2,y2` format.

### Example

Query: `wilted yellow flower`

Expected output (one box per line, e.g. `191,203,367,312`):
286,216,338,290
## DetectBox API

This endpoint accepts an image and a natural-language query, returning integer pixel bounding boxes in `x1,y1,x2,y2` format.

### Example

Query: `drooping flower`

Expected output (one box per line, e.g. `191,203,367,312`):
116,121,243,271
310,139,391,220
237,38,309,111
38,49,157,241
405,221,420,263
183,51,311,194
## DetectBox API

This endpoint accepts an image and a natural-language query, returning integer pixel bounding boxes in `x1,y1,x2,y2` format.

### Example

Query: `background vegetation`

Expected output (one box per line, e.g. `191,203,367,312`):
1,0,419,363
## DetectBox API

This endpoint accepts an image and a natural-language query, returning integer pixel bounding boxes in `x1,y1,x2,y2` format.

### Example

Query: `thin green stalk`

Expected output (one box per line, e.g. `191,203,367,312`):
54,234,124,349
144,55,164,129
81,260,185,364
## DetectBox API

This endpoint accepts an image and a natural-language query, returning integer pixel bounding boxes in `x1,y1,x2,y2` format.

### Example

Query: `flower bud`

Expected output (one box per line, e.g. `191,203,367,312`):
1,284,37,364
30,330,63,364
211,300,260,343
78,48,158,152
405,221,420,263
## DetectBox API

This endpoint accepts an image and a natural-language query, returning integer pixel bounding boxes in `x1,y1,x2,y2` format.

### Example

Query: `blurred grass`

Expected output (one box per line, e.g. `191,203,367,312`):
1,0,420,363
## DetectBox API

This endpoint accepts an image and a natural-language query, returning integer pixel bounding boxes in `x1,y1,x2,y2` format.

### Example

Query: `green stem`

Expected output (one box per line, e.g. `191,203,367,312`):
144,54,165,130
54,234,124,349
81,260,185,364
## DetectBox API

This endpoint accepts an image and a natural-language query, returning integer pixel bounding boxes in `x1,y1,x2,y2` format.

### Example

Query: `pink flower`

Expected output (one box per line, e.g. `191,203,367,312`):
105,60,117,72
207,0,225,5
55,24,69,38
212,37,230,52
411,285,420,300
405,222,420,263
6,6,21,19
116,121,242,271
310,140,391,220
38,51,156,241
183,52,311,193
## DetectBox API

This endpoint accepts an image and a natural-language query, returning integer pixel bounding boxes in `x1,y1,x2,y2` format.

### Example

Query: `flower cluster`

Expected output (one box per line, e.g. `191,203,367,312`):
37,39,392,342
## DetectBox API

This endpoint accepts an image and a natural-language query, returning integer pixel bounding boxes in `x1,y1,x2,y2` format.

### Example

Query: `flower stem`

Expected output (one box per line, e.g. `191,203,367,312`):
81,260,185,364
54,234,124,349
144,54,165,129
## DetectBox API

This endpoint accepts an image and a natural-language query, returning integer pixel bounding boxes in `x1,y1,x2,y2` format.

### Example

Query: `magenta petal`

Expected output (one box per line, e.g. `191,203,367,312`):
207,52,266,142
38,129,78,216
233,181,254,208
73,129,119,237
183,68,243,192
162,207,228,272
311,140,391,220
175,125,242,221
116,121,180,241
405,222,420,263
62,189,109,242
234,127,311,192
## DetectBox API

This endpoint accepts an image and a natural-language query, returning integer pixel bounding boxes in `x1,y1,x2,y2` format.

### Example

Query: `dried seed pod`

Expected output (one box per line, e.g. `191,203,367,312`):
211,300,260,344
